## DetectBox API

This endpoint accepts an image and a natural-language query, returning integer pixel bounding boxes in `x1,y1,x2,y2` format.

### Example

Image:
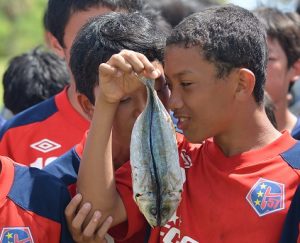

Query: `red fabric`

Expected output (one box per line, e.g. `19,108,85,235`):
117,131,300,242
0,88,89,168
0,157,62,243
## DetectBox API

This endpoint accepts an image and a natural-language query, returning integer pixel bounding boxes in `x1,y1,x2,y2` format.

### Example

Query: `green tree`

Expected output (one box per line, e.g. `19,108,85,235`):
0,0,47,105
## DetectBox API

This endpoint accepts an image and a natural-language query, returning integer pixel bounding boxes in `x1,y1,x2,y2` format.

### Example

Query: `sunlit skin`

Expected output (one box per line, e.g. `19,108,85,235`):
63,7,113,64
164,45,238,144
265,37,298,131
49,6,117,120
103,62,169,168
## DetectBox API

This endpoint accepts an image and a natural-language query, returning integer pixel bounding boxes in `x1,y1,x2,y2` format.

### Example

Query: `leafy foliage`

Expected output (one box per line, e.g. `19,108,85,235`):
0,0,47,105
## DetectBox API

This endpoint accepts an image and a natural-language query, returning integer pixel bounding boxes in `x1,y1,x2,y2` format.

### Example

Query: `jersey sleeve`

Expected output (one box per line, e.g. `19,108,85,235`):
59,183,74,243
280,184,300,243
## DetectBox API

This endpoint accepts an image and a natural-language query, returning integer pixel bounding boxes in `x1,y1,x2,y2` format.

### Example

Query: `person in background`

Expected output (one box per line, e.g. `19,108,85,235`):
2,46,69,116
0,0,145,169
254,8,300,139
0,155,73,242
44,11,170,242
149,0,217,27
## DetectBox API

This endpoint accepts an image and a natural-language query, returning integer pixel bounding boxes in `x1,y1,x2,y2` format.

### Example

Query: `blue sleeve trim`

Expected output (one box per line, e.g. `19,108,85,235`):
8,164,71,224
0,97,57,139
280,185,300,243
280,141,300,170
43,148,80,186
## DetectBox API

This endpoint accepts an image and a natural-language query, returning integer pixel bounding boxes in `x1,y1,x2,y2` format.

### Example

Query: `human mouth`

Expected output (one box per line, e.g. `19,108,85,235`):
177,117,190,130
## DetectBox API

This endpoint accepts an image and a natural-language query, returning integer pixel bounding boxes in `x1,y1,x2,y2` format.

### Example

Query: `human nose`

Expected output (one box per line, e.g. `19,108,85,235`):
168,88,183,111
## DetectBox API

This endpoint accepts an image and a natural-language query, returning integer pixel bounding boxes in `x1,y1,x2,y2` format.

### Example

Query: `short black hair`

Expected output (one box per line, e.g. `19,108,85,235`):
70,11,166,104
167,4,268,104
149,0,217,27
47,0,144,47
3,47,70,114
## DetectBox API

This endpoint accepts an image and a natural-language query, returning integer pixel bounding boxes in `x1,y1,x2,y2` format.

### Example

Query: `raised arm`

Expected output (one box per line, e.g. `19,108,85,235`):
77,50,161,226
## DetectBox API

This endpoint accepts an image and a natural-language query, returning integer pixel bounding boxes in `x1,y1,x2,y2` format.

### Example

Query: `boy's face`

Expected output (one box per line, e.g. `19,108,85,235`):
164,45,237,143
265,37,293,104
62,6,113,64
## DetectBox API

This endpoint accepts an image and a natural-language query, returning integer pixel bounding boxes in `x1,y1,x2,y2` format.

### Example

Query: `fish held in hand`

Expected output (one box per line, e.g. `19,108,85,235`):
130,77,183,227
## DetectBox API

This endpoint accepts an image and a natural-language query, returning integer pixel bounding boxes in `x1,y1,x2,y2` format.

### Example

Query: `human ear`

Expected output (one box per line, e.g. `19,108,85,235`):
235,68,255,101
77,94,94,121
289,59,300,83
46,31,65,58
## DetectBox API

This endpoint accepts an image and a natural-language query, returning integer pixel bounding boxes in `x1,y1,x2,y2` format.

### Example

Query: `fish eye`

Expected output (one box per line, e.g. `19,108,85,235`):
150,207,157,216
161,207,170,217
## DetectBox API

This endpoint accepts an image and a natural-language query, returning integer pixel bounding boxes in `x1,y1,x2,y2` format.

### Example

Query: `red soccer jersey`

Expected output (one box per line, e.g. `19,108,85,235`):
44,132,146,243
0,87,89,168
115,131,300,242
0,156,72,242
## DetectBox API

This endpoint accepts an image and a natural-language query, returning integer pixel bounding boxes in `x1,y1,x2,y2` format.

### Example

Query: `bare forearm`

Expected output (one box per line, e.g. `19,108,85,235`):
77,96,126,226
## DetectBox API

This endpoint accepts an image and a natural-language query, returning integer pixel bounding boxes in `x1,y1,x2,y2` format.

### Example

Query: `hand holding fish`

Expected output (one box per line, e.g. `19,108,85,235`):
98,50,161,104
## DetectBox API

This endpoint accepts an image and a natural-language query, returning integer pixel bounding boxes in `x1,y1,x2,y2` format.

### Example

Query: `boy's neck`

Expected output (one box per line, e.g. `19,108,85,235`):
274,101,297,132
213,107,282,157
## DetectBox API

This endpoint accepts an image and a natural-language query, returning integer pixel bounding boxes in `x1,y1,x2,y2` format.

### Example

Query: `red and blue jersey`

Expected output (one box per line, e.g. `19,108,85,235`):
113,131,300,242
0,156,73,242
44,133,146,243
0,87,89,169
280,185,300,243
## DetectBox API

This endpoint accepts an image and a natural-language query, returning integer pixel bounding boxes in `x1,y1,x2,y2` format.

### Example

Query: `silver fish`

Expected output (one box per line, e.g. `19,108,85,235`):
130,77,183,227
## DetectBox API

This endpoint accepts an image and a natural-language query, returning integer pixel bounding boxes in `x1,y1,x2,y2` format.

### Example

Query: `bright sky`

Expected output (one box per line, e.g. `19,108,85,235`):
227,0,298,11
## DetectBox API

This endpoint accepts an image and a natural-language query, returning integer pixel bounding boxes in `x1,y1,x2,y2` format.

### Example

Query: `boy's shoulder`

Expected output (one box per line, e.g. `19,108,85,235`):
280,140,300,171
6,157,70,222
0,95,57,139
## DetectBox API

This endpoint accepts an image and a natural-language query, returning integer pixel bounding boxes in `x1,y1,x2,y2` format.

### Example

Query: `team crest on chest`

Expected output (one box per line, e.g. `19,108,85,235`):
0,227,34,243
246,178,285,217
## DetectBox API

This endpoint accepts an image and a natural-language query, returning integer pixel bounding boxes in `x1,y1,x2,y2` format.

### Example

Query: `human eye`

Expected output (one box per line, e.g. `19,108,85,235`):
180,81,192,87
156,82,169,93
120,96,131,103
165,77,173,91
268,56,276,62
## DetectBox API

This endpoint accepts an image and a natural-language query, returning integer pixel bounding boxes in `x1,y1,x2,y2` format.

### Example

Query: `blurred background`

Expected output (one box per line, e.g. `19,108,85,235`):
0,0,298,107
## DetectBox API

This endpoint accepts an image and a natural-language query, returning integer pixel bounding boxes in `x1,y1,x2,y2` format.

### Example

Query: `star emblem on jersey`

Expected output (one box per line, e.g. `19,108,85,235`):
0,227,34,243
246,178,285,217
30,139,61,153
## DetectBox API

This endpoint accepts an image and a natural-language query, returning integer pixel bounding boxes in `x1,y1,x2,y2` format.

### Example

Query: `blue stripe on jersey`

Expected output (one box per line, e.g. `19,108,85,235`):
8,164,71,223
280,141,300,169
43,148,80,186
280,185,300,243
0,97,57,139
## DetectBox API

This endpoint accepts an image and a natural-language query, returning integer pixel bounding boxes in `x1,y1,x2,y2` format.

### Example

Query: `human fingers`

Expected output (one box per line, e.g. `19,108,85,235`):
71,202,92,235
82,211,102,239
95,216,113,241
122,50,161,79
99,63,122,79
65,193,83,227
107,52,134,75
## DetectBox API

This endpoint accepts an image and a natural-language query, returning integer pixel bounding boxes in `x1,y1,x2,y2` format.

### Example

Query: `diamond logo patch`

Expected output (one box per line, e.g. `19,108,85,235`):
246,178,285,217
30,139,61,153
0,227,34,242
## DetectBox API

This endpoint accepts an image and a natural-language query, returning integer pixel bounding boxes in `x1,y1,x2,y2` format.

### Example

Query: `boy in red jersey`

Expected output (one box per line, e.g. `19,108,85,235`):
0,156,73,242
0,0,145,169
75,4,300,243
44,10,171,243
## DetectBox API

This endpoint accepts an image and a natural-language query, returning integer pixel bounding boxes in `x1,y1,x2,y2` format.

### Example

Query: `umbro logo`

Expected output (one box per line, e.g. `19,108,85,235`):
30,139,61,153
